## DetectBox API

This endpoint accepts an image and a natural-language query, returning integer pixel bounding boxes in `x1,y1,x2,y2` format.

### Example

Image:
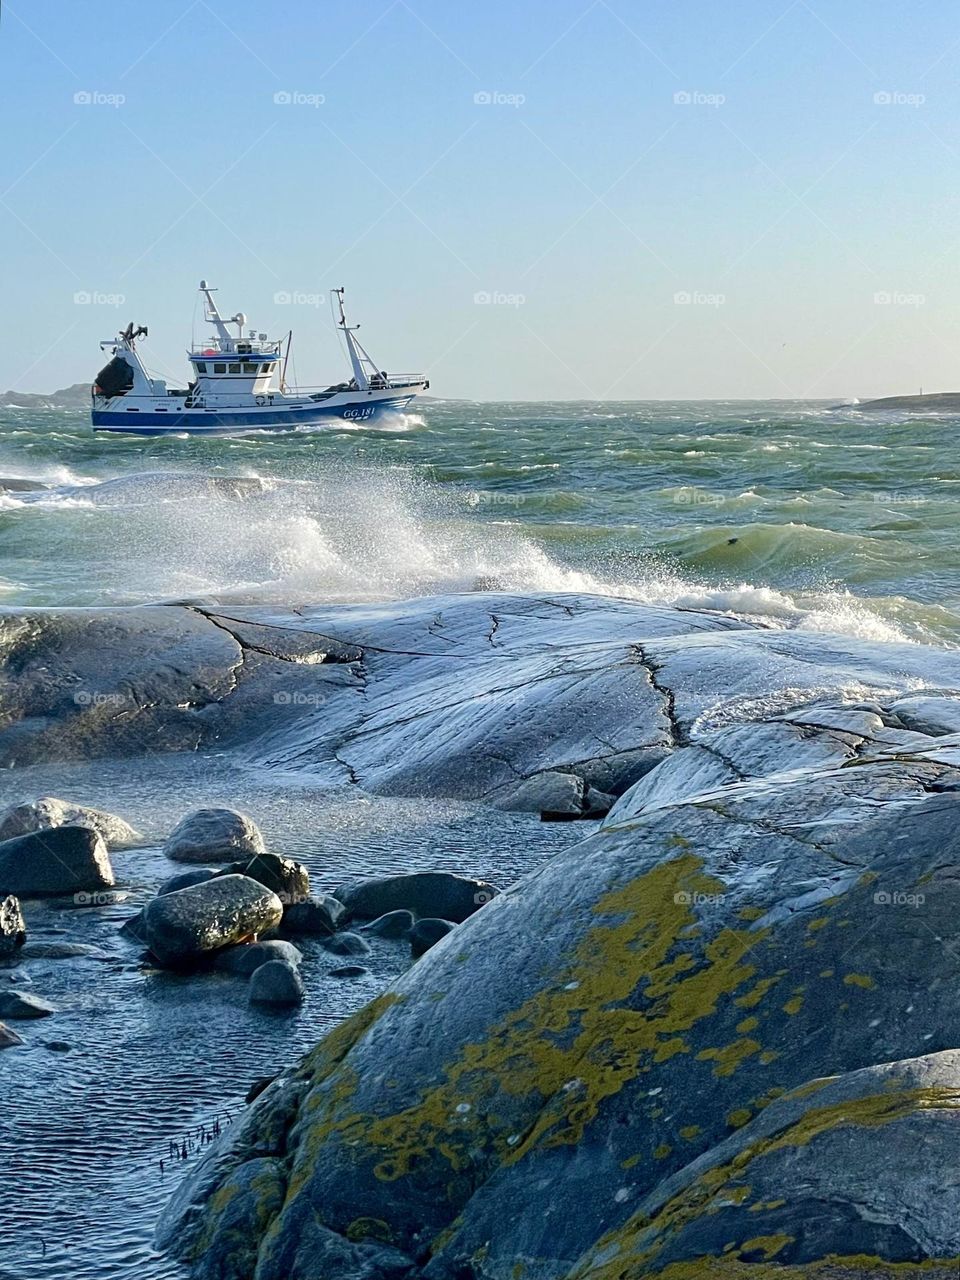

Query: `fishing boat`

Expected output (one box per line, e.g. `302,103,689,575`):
91,282,429,434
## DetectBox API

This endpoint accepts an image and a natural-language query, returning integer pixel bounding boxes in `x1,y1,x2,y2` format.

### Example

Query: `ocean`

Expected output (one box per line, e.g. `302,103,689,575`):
1,398,958,646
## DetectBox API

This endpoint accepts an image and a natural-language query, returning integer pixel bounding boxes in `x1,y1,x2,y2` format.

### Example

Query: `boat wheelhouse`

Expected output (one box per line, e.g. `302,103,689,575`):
91,282,428,434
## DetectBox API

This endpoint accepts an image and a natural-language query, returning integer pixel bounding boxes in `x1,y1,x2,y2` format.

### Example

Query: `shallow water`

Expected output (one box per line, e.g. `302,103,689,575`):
0,755,586,1280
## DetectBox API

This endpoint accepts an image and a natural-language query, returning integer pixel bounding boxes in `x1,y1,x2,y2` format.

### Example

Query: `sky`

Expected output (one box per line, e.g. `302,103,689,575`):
2,0,960,400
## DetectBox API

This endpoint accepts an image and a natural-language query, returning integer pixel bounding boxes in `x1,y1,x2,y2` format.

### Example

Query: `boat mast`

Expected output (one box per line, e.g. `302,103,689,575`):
199,280,245,347
332,287,371,390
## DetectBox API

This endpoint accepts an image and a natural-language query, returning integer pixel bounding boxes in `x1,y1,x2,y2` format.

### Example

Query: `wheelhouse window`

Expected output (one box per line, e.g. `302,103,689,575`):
242,363,257,374
214,363,226,374
195,362,206,373
261,363,271,373
229,363,241,374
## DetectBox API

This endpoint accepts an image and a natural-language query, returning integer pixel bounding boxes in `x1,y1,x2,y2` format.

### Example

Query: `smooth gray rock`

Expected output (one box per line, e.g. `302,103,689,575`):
360,909,415,939
161,737,960,1280
0,895,25,957
0,796,141,848
335,871,498,923
118,910,147,943
0,826,115,897
216,852,309,906
409,917,456,957
19,941,108,960
496,770,585,814
0,989,55,1018
0,1021,24,1047
319,931,371,957
281,893,346,936
162,808,265,865
213,940,302,976
248,959,304,1006
141,875,283,967
328,965,370,978
157,868,218,896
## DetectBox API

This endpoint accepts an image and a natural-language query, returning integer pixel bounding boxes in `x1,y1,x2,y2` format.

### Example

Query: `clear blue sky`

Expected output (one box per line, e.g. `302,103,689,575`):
2,0,959,399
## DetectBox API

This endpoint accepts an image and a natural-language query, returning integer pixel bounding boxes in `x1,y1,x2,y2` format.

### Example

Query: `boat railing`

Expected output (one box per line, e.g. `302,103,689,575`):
189,340,281,357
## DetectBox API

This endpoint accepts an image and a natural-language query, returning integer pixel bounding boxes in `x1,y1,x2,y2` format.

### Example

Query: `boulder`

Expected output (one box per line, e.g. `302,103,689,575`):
335,871,498,923
217,853,309,906
214,940,302,976
0,1021,24,1047
360,909,415,940
119,910,148,944
0,826,115,897
320,931,371,957
162,808,265,865
409,917,456,957
141,875,284,967
249,960,304,1006
282,893,346,936
0,895,26,957
0,796,141,848
0,989,55,1018
157,868,218,896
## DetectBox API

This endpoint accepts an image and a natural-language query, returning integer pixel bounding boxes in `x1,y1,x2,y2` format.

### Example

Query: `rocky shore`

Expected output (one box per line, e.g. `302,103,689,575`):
4,591,960,1278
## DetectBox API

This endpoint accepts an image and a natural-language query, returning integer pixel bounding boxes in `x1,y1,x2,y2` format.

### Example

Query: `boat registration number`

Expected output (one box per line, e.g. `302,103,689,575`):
342,405,376,420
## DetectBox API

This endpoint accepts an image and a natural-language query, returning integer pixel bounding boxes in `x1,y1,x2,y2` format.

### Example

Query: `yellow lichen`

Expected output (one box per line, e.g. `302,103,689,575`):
843,973,875,990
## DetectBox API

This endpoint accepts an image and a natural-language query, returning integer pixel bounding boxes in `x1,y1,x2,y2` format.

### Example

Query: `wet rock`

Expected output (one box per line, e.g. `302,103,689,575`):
162,808,265,865
0,895,26,957
141,875,283,967
43,1040,71,1053
162,742,960,1280
0,826,115,897
281,893,346,936
573,1049,960,1279
248,960,304,1006
118,910,148,944
360,909,415,939
497,770,586,814
409,917,456,957
213,940,302,976
335,871,498,923
0,989,55,1018
329,965,370,978
19,941,108,960
217,852,309,906
0,796,141,848
320,931,371,957
0,1021,24,1047
157,868,218,896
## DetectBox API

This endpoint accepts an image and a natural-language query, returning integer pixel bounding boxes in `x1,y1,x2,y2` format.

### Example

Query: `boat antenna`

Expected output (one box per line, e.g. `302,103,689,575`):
331,286,378,391
281,330,293,391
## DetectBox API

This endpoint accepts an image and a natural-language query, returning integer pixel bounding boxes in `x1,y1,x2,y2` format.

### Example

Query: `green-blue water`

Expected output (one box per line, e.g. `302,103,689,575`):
2,398,958,644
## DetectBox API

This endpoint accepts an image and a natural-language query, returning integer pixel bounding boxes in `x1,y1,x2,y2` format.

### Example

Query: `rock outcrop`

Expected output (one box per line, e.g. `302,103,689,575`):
158,721,960,1279
0,826,115,897
0,895,26,957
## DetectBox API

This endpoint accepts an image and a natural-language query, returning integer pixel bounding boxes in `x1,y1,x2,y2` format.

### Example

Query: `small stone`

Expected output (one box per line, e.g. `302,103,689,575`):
360,910,415,939
0,989,56,1019
282,894,346,936
214,940,302,976
335,872,498,923
19,942,109,960
0,895,26,957
0,1021,24,1047
328,965,370,978
157,868,218,896
320,932,371,957
248,960,304,1006
217,853,309,907
410,917,457,958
